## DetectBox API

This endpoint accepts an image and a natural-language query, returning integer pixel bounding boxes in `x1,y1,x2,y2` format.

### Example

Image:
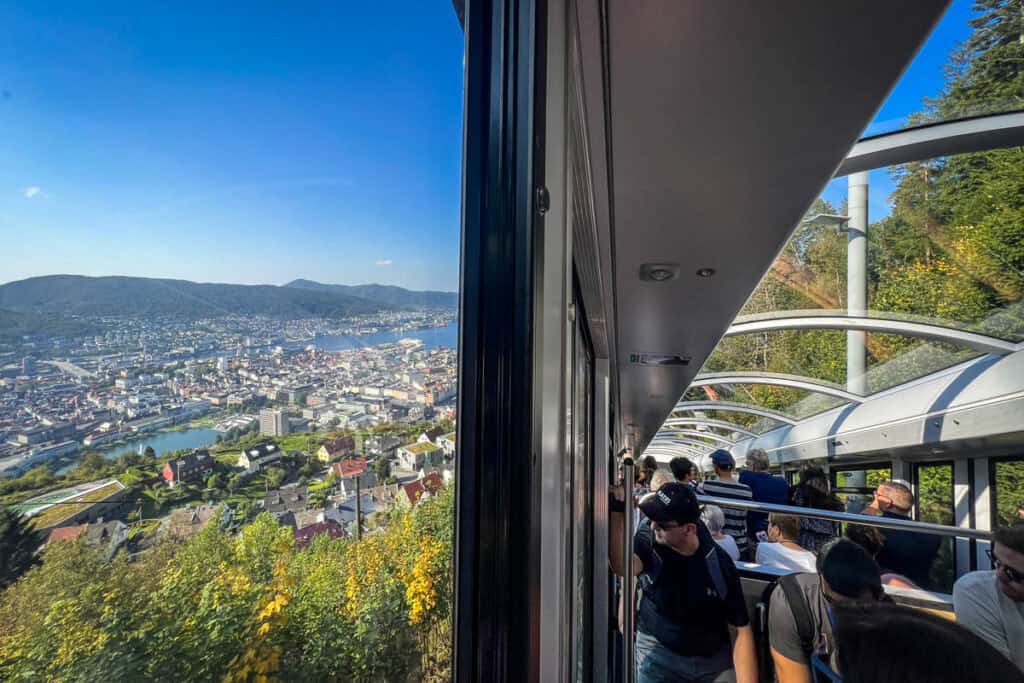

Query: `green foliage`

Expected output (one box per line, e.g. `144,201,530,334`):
0,507,42,588
994,460,1024,528
265,467,286,490
374,457,392,483
0,488,455,682
227,473,245,494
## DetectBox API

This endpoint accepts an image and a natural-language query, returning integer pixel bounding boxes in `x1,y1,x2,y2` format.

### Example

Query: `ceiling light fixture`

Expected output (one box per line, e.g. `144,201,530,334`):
639,262,680,282
696,267,716,278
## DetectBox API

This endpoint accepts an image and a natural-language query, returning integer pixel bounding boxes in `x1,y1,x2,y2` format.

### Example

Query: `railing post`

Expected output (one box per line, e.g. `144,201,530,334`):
621,453,635,683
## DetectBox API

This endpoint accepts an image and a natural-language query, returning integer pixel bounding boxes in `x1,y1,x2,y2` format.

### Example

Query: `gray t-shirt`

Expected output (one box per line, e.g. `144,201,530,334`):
768,572,833,666
953,570,1024,672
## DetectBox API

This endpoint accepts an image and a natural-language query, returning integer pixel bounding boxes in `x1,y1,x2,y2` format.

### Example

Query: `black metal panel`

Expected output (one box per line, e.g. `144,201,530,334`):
454,0,544,680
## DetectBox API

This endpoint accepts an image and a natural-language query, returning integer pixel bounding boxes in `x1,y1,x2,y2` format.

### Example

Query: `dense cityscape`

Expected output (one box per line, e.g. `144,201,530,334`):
0,306,457,478
0,287,460,679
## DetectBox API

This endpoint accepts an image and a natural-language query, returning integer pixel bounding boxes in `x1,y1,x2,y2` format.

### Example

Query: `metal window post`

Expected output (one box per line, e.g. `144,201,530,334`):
621,453,636,683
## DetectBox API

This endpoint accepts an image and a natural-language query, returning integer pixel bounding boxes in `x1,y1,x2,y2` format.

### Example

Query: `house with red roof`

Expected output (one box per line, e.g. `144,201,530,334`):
294,520,345,548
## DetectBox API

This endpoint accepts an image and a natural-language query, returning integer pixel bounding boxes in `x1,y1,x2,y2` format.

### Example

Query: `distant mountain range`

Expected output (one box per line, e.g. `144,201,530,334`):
284,279,458,310
0,275,457,320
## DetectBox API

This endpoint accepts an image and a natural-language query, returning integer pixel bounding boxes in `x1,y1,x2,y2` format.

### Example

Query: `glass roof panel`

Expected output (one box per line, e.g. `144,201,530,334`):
701,329,984,400
861,0,1024,138
680,383,847,422
668,408,785,435
664,0,1024,440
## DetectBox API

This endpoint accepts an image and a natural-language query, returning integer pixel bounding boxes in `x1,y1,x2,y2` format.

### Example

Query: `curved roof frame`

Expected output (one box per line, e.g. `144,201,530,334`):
839,110,1024,177
726,312,1018,356
661,417,759,438
655,428,736,445
649,436,719,451
644,445,708,460
691,371,864,403
672,400,797,425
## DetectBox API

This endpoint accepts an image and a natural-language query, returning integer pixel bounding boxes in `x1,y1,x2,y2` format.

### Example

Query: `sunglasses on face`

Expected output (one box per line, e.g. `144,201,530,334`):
987,549,1024,583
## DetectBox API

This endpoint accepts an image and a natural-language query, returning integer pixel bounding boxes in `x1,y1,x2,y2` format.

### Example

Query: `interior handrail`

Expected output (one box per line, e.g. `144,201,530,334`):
696,494,991,541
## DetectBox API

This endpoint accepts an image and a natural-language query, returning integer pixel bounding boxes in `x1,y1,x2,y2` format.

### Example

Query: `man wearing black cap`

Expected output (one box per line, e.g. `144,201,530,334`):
698,449,753,560
611,481,756,682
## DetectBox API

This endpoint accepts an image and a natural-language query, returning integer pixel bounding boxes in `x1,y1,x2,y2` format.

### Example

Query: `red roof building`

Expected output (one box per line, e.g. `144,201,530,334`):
161,449,214,487
47,523,88,544
331,456,367,479
422,471,443,494
293,520,346,548
401,479,425,506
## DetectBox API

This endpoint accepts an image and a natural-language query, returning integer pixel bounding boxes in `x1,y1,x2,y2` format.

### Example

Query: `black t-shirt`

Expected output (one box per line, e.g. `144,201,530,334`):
875,511,941,587
634,522,749,657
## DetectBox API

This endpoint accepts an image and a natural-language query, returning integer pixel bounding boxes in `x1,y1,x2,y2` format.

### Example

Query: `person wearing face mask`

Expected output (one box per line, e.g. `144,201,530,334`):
610,482,756,683
954,524,1024,673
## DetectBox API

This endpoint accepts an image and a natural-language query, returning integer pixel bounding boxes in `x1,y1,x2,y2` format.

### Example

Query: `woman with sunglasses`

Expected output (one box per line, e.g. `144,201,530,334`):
953,524,1024,674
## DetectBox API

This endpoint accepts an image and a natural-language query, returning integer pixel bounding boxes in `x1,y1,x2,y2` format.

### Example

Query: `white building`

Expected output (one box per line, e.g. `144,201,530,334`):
259,408,290,437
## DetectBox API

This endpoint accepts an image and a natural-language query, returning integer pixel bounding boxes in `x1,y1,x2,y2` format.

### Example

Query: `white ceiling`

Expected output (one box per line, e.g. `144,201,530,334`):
597,1,950,451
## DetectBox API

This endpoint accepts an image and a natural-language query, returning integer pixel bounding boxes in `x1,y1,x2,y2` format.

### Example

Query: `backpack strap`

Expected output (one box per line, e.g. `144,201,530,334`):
703,541,729,600
778,573,816,658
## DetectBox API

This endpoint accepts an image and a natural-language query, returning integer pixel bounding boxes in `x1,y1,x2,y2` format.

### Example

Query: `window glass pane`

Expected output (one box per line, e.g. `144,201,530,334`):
863,0,1024,138
0,4,461,679
993,458,1024,529
834,466,891,513
915,463,955,592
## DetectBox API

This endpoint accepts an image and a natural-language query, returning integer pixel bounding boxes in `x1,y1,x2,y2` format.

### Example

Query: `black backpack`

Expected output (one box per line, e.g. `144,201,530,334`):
756,572,817,681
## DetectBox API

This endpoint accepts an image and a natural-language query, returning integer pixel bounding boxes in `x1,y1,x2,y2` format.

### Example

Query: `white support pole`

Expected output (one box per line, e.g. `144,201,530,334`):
847,171,869,395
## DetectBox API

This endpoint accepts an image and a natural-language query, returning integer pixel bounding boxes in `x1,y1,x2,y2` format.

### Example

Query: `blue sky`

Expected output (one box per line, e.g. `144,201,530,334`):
0,2,465,291
1,2,976,290
821,0,976,219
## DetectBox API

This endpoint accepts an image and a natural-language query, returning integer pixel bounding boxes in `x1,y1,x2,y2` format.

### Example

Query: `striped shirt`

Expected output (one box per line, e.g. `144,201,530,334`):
699,479,753,553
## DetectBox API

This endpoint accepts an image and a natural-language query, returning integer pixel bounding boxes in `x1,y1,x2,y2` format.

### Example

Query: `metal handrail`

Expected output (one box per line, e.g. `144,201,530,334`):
622,455,636,683
696,494,992,541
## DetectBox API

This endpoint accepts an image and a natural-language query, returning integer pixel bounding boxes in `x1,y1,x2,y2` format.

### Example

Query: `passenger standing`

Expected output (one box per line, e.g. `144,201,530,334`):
737,449,788,546
953,524,1024,673
609,482,757,683
865,480,940,588
789,467,843,554
635,455,660,497
698,450,753,560
669,456,697,488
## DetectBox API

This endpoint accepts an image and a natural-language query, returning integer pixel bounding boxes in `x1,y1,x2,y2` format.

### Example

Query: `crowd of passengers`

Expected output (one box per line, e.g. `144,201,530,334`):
611,449,1024,683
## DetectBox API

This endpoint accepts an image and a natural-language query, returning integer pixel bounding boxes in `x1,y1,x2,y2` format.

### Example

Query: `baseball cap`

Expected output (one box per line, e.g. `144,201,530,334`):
710,449,735,468
639,482,701,525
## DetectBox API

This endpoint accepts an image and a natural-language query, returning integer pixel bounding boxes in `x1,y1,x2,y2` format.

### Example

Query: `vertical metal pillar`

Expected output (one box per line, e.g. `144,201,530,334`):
621,453,636,683
354,474,361,541
847,171,869,396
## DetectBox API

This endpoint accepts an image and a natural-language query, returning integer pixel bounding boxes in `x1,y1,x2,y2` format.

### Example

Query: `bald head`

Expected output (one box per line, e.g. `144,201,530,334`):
877,481,914,515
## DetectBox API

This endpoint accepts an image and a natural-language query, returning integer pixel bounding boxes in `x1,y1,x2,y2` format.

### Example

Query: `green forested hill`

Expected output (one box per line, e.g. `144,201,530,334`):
285,279,458,309
0,275,389,320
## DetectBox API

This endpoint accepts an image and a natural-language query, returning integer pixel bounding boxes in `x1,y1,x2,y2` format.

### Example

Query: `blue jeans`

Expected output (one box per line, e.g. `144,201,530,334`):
635,631,735,683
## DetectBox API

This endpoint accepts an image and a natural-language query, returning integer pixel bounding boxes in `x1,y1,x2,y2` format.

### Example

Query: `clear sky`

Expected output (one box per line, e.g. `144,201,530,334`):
0,2,465,291
1,2,976,290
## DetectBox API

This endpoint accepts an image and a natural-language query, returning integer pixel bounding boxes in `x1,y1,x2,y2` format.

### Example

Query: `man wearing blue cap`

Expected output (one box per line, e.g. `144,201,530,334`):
698,449,753,560
610,481,757,682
